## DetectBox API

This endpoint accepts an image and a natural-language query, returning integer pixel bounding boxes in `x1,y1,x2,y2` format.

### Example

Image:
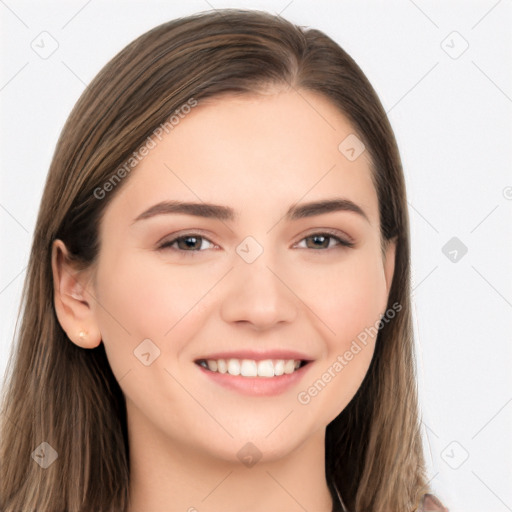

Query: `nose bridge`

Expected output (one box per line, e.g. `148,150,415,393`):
219,237,297,328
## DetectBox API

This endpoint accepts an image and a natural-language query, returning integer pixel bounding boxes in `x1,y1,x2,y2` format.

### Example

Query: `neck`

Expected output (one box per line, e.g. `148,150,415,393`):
126,409,334,512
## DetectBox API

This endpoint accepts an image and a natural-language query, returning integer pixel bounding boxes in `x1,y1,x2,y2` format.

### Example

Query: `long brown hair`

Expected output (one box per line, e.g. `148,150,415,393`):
0,9,430,511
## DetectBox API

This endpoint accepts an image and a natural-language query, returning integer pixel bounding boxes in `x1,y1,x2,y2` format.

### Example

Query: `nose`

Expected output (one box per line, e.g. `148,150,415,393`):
220,255,298,330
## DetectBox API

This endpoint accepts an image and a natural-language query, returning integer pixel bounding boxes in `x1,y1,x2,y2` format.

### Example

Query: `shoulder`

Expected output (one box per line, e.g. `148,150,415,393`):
418,493,449,511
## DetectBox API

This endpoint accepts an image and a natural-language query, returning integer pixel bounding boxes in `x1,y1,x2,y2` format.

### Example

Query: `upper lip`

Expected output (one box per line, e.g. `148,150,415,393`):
194,350,314,362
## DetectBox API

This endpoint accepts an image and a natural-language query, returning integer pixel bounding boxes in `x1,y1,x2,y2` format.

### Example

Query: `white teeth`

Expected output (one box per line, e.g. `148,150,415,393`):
283,360,296,374
257,360,274,377
273,360,284,376
240,359,257,377
227,358,241,376
198,358,304,378
217,359,227,374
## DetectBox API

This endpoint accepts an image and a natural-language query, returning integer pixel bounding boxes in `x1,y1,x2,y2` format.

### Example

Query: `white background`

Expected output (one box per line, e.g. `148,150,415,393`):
1,1,511,511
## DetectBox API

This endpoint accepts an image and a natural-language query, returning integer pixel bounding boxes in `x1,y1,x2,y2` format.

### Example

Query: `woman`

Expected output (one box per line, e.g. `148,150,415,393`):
0,9,447,512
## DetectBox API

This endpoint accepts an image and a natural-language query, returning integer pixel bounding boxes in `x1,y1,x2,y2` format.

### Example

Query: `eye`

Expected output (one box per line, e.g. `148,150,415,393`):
295,232,355,250
158,234,216,253
157,230,355,254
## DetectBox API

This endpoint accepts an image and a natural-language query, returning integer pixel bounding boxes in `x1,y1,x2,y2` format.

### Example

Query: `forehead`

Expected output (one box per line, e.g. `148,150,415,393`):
104,89,379,228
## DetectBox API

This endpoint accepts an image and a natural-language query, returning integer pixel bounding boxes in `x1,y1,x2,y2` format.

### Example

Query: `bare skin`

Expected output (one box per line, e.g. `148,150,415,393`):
52,88,395,512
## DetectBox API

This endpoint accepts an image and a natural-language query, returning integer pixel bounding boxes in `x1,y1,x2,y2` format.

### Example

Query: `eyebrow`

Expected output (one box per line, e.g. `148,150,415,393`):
131,198,370,225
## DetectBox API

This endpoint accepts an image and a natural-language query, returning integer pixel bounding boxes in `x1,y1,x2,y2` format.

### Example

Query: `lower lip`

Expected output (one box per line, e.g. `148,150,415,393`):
196,363,313,396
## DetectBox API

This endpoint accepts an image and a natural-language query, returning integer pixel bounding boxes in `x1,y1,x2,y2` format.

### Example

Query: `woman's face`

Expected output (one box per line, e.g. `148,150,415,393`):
84,89,395,463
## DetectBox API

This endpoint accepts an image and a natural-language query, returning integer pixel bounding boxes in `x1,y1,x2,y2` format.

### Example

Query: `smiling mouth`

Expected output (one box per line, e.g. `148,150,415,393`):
194,358,310,378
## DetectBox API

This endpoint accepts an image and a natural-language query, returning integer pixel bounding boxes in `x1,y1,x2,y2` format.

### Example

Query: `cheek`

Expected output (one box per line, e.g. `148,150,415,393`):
296,250,386,344
292,251,385,420
91,252,214,372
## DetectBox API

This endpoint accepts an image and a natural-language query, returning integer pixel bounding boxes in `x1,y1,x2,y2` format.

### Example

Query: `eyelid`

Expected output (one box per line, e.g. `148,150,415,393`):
156,228,215,246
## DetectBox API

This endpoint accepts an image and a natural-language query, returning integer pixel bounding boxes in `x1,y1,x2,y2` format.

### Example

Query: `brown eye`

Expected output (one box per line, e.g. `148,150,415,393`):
305,234,330,249
176,236,203,250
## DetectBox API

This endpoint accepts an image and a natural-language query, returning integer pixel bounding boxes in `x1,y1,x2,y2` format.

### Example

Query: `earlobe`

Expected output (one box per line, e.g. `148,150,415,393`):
51,239,102,349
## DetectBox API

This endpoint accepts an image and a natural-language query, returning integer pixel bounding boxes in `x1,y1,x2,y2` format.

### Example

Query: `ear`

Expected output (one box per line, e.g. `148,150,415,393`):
51,239,102,349
382,236,397,297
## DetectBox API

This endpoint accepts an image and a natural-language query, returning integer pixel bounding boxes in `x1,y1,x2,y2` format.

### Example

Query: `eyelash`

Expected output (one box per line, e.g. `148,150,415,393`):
157,231,355,254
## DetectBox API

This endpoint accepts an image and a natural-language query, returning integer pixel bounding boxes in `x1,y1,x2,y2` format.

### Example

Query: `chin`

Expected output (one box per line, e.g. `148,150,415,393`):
202,433,304,466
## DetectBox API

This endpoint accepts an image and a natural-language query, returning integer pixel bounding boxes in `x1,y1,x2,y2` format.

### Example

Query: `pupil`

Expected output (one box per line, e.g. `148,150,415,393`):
181,236,200,249
309,235,328,249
